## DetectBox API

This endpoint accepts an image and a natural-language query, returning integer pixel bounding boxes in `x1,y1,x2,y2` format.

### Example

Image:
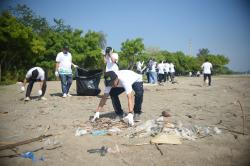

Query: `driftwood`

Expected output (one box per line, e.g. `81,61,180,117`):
154,144,163,156
121,143,150,146
237,100,246,135
0,134,52,151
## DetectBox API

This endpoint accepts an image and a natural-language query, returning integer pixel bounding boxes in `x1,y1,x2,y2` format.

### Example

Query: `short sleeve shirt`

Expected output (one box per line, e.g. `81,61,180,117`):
26,67,45,80
56,52,72,74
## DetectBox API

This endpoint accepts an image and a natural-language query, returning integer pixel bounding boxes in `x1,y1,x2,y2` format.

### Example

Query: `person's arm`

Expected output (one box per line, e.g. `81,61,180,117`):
96,93,109,112
127,93,134,113
39,80,44,90
55,63,59,71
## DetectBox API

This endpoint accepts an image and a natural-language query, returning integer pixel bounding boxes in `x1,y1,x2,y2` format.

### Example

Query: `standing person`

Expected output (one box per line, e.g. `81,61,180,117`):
136,60,145,74
169,62,175,82
164,60,170,82
148,59,157,84
157,61,165,84
55,45,78,98
20,67,47,101
104,46,119,72
201,59,213,86
92,70,144,126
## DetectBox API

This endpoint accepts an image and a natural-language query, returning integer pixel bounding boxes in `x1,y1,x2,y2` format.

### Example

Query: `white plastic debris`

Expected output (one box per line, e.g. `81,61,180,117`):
75,127,88,136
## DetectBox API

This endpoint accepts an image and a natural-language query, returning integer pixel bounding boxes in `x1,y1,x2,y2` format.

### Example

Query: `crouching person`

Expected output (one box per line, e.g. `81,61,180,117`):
20,67,47,101
92,70,144,126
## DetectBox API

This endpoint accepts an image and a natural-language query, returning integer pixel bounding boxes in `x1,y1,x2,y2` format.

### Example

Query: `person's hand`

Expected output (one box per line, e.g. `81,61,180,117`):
38,90,42,96
73,64,78,68
123,113,134,126
55,71,59,77
91,112,100,122
21,86,25,92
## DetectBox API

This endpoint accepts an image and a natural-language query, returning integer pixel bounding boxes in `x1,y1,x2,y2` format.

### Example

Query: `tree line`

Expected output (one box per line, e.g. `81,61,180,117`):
0,5,231,84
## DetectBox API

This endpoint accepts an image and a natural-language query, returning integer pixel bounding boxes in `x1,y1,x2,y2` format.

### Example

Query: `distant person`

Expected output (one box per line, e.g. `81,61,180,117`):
136,60,145,74
20,67,47,101
169,62,175,82
201,59,213,86
148,59,157,84
92,70,144,126
157,61,165,84
55,45,78,98
104,46,119,72
164,60,170,82
196,71,201,77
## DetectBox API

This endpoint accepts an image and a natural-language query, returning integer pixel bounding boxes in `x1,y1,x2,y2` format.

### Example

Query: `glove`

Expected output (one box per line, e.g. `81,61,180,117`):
21,86,25,92
123,113,134,126
55,71,59,77
38,90,42,96
91,112,100,122
73,64,78,68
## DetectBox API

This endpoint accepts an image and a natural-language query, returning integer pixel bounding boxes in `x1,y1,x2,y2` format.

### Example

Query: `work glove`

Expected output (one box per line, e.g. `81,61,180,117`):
123,113,134,126
21,86,25,92
55,71,59,77
38,90,42,96
92,112,100,122
73,64,78,68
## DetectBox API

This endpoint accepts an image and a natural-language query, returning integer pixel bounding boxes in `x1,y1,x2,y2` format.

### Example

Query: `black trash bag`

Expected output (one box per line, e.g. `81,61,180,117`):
75,68,102,96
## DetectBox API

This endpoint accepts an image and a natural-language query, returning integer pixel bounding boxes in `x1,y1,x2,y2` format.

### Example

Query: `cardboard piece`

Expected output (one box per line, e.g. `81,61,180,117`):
150,133,182,145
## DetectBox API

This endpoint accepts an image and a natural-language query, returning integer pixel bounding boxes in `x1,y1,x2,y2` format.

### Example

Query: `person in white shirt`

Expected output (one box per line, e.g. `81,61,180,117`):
92,70,144,126
164,61,170,82
104,46,119,72
201,59,213,86
157,61,165,84
136,60,145,74
20,67,47,101
55,45,78,98
169,62,175,82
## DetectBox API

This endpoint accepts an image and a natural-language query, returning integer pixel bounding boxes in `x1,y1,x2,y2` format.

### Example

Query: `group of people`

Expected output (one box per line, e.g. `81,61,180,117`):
20,45,212,126
136,59,175,84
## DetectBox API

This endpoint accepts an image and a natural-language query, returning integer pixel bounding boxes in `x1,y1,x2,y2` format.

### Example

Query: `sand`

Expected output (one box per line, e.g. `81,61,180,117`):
0,75,250,166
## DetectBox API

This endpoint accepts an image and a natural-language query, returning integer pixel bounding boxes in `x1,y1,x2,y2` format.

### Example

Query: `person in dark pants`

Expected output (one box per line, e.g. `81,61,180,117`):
201,59,213,86
92,70,144,126
20,67,47,101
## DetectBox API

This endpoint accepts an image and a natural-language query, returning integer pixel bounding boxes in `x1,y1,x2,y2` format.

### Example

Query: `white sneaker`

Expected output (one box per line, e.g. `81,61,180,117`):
62,93,67,98
40,97,47,100
67,93,72,97
24,97,30,101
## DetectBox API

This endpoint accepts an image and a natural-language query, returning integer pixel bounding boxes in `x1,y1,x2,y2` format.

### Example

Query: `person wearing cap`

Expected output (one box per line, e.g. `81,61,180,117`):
55,45,78,98
20,67,47,101
92,70,144,126
201,59,213,86
103,46,119,72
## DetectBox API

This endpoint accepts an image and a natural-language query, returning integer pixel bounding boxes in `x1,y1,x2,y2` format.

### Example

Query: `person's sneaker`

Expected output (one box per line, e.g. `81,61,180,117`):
62,93,67,98
134,113,141,122
24,97,30,101
67,93,72,97
40,97,47,100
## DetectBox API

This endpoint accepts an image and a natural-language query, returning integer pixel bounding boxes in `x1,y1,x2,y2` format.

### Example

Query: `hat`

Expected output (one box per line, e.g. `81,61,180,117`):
104,71,118,86
63,45,69,50
105,46,113,55
31,69,39,80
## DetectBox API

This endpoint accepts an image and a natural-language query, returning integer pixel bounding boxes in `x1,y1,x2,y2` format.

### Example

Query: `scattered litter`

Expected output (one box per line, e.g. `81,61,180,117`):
87,146,108,156
151,133,182,144
107,144,120,154
75,128,88,136
213,127,222,134
20,151,36,161
91,130,108,136
162,111,171,117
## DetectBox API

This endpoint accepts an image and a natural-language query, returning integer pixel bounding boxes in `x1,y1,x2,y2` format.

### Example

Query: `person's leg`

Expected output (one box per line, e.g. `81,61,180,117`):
66,74,73,94
208,74,211,86
153,72,157,84
149,71,153,83
132,82,144,115
26,79,35,97
41,81,47,97
146,72,150,83
164,72,167,82
203,74,208,84
59,74,67,95
109,87,125,115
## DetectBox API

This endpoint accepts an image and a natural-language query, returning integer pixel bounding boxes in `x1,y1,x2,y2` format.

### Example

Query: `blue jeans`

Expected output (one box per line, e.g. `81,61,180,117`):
59,74,72,94
109,82,144,115
149,71,157,84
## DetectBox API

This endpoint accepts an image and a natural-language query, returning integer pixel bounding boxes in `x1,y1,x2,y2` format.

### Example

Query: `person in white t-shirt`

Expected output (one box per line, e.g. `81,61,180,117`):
164,61,170,82
169,62,175,82
201,59,213,86
55,45,78,98
157,61,165,84
92,70,144,126
104,46,119,72
136,60,145,74
20,67,47,101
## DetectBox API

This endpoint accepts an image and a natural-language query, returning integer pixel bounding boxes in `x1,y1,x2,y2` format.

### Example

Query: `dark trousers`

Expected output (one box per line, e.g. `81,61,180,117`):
26,79,47,97
164,72,169,82
158,74,164,83
109,82,144,115
204,74,211,86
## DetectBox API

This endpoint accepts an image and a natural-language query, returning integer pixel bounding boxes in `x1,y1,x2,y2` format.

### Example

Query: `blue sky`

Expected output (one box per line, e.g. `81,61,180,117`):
1,0,250,71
